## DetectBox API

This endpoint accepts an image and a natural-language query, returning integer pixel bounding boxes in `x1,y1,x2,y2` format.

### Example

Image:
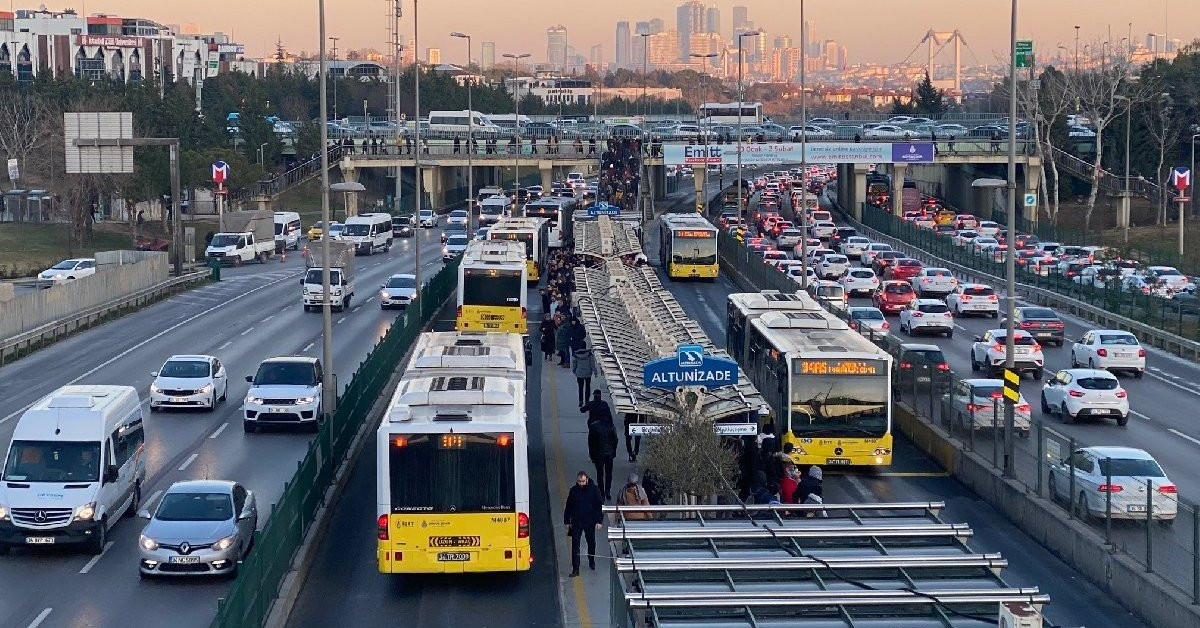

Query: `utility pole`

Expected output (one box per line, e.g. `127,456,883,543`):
394,0,403,226
799,0,809,290
452,32,473,233
413,0,422,292
318,0,336,413
1003,0,1019,478
329,36,341,122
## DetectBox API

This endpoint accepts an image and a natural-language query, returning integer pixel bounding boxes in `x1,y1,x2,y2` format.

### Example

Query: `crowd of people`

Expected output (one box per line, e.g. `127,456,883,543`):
599,137,643,212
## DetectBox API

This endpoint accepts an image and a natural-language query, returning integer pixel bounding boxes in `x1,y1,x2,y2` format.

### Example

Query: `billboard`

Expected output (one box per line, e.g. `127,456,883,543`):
663,142,936,166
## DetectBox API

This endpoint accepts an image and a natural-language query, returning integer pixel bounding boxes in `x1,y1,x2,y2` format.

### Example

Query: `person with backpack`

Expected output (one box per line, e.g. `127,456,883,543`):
615,473,650,520
587,409,619,500
563,470,604,576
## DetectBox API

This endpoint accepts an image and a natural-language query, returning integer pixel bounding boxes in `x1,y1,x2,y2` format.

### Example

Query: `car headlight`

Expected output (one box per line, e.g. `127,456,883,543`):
380,290,389,299
150,384,163,394
0,503,8,521
140,534,159,550
199,383,213,394
212,535,236,551
442,247,449,255
296,396,317,405
246,396,264,405
75,502,96,521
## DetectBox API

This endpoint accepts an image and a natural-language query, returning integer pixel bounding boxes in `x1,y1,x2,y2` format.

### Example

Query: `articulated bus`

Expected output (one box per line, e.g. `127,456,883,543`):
522,197,577,248
377,332,530,574
488,217,549,283
658,212,719,280
727,292,894,467
457,240,528,334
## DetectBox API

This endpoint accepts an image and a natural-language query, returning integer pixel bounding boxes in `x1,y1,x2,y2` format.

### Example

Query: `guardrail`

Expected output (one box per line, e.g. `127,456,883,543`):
0,270,210,366
209,258,459,628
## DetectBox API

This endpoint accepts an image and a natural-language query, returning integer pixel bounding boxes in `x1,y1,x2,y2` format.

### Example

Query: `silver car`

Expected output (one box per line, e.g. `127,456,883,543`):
379,273,418,310
138,480,257,578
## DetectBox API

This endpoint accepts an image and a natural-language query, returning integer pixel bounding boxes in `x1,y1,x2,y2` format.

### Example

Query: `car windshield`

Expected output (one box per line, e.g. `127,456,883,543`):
386,276,416,289
447,235,469,246
815,286,843,297
850,270,875,279
926,268,950,275
994,335,1037,346
1098,458,1165,478
903,349,945,363
159,360,210,378
3,440,101,483
1099,334,1139,346
210,234,240,247
254,362,318,386
885,284,913,294
396,217,412,226
450,211,467,218
898,260,921,267
51,260,79,270
155,492,234,522
1154,268,1182,276
971,385,1004,399
1076,377,1119,390
329,225,344,234
963,286,994,296
304,269,341,285
852,310,884,320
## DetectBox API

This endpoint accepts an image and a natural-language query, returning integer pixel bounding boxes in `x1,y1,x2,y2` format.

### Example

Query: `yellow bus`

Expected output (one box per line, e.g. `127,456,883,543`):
377,332,531,574
456,240,528,334
727,292,894,467
658,212,719,280
488,217,549,283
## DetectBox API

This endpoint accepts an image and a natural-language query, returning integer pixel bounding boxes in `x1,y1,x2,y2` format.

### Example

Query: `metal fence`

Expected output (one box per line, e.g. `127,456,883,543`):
718,231,1200,607
861,205,1200,341
208,257,460,628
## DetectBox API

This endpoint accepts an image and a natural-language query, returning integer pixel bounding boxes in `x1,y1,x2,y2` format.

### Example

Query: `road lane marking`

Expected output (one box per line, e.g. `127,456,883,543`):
210,422,230,439
0,270,303,426
954,324,967,331
178,453,199,472
260,315,275,323
78,541,115,574
240,326,255,336
365,297,375,303
302,342,315,352
1168,428,1200,447
26,608,52,628
217,341,232,351
1129,410,1152,421
336,318,346,325
352,305,362,312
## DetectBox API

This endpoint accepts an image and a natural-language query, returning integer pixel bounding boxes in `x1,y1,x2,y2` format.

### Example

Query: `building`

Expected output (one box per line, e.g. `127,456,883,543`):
822,40,838,69
732,5,749,32
426,47,440,64
589,44,603,67
647,30,679,67
480,40,495,70
547,24,567,69
592,86,683,104
676,1,704,61
648,18,665,34
505,75,594,106
802,20,813,54
705,5,720,35
773,35,792,51
688,33,724,66
615,21,630,68
838,45,848,70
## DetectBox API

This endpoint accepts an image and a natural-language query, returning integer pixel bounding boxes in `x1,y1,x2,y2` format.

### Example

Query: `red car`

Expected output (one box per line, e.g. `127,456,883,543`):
873,280,917,314
870,251,905,275
885,258,924,281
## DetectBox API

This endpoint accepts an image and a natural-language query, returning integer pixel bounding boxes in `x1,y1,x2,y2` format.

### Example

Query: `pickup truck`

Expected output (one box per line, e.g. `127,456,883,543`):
302,241,356,311
206,210,276,265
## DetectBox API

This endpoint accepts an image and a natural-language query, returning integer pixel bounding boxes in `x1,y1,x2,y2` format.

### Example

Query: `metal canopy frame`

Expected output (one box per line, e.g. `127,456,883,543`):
574,215,644,260
605,503,1049,628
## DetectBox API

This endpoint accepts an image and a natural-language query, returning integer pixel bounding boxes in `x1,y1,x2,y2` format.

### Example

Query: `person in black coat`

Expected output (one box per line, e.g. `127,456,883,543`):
793,465,823,504
563,471,604,576
587,408,619,500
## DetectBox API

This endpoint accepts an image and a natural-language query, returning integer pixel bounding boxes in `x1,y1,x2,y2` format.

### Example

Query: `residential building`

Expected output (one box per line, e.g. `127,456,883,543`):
647,30,679,67
589,44,602,67
426,47,440,64
480,40,495,70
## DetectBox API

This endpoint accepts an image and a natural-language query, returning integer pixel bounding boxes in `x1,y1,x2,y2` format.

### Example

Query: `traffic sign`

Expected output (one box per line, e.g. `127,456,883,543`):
1015,40,1034,68
627,423,756,436
1175,196,1191,202
1015,40,1033,53
1023,193,1036,207
212,160,229,184
1002,369,1021,403
587,202,620,217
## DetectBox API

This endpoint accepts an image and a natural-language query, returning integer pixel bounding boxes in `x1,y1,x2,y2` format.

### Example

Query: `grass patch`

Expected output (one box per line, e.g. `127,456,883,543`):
0,223,136,279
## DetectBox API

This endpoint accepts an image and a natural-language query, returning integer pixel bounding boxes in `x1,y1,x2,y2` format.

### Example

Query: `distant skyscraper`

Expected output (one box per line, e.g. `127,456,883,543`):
480,41,495,70
426,48,441,64
773,35,792,50
838,45,848,70
590,44,603,66
547,25,568,69
705,5,720,35
732,5,749,32
615,21,631,68
802,20,814,55
632,23,649,68
676,1,704,61
822,39,838,69
648,18,665,34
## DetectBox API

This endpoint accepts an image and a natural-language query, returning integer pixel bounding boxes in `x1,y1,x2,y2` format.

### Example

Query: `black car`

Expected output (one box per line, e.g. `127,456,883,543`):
894,343,951,397
392,215,414,238
1003,306,1065,346
829,227,857,248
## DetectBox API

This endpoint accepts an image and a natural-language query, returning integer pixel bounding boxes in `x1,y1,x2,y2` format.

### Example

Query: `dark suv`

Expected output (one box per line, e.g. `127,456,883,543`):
1003,306,1065,346
894,343,951,397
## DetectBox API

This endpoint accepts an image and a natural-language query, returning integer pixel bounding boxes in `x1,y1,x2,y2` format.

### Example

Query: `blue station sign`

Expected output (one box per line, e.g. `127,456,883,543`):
643,344,739,390
587,202,621,217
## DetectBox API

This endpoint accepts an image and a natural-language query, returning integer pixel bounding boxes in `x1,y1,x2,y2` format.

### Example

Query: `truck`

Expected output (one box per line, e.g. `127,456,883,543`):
901,184,921,215
205,210,276,265
302,240,356,312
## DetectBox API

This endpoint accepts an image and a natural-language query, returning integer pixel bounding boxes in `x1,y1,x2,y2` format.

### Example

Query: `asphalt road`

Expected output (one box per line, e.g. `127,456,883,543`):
0,229,446,628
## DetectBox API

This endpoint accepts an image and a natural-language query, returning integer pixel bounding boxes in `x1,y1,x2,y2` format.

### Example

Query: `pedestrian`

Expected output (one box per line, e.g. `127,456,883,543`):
136,209,145,236
581,389,614,424
563,471,604,577
587,411,619,500
568,316,586,352
793,465,823,505
623,413,641,462
539,315,556,361
540,288,551,315
555,316,572,366
571,345,596,406
779,464,801,504
615,472,651,520
453,135,461,154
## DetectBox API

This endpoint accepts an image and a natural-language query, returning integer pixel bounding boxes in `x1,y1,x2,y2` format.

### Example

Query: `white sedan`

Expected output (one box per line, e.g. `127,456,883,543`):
810,220,837,240
1070,330,1145,377
1048,447,1177,522
816,254,851,279
899,299,954,337
910,268,959,298
848,306,889,337
776,228,803,249
946,284,999,317
1040,368,1129,425
841,268,880,296
38,257,97,286
864,124,912,139
947,378,1031,435
971,329,1044,379
150,355,229,411
976,221,1001,237
951,230,979,248
860,243,893,265
840,236,872,257
972,237,999,255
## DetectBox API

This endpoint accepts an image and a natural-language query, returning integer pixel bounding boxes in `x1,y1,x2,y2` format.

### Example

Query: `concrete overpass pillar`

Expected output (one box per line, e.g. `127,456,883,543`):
541,164,553,194
1023,162,1042,226
852,163,870,221
342,166,360,217
891,163,907,215
652,164,667,201
694,165,708,213
422,167,445,209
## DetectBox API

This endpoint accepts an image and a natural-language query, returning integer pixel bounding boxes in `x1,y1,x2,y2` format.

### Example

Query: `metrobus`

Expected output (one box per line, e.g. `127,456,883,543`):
658,212,719,280
457,240,528,334
522,197,577,249
488,217,549,283
727,292,894,467
699,102,764,125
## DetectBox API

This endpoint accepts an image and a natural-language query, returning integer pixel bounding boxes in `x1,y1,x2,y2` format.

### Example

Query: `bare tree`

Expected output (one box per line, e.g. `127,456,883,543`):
1025,69,1072,224
643,395,740,504
1142,91,1180,225
0,92,54,191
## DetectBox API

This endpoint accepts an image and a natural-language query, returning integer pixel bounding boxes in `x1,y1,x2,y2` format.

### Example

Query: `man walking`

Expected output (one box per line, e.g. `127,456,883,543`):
563,470,604,577
587,404,619,501
571,345,595,406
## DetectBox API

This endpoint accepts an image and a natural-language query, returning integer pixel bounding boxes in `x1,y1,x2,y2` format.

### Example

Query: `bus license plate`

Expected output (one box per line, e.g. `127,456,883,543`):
484,323,500,329
25,536,54,544
825,458,852,465
437,552,471,562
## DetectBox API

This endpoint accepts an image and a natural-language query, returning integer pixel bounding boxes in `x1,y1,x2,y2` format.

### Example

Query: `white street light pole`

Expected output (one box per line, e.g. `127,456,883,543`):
317,0,335,413
503,53,531,203
690,52,718,215
412,0,422,293
452,32,473,232
736,30,760,223
1188,133,1199,255
799,0,809,290
1003,0,1019,478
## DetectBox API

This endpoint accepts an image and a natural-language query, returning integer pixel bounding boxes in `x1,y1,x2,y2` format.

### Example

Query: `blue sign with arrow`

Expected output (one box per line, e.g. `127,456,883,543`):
643,344,739,390
587,202,621,217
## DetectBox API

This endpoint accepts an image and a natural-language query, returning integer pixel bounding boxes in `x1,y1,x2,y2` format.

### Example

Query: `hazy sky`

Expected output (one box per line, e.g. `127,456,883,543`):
77,0,1199,65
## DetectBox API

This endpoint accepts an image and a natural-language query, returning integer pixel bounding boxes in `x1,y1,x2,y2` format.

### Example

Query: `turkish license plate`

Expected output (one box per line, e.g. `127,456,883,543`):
437,552,471,562
483,323,500,329
271,407,289,414
170,556,201,564
1036,331,1053,337
1127,504,1148,513
24,536,54,544
171,397,187,403
825,458,852,465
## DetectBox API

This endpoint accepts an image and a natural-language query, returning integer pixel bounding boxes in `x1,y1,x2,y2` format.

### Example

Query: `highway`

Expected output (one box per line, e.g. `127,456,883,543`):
0,229,445,628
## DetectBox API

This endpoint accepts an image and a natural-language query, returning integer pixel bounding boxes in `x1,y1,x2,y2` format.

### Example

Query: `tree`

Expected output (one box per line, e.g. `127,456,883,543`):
911,71,948,116
1012,67,1072,224
1141,91,1180,225
642,392,740,503
889,98,914,115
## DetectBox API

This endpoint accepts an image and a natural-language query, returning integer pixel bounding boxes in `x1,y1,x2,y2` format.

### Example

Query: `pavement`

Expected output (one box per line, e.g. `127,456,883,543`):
0,229,446,628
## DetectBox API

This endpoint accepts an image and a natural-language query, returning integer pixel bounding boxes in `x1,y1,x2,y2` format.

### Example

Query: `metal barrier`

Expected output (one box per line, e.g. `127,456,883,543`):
209,258,460,628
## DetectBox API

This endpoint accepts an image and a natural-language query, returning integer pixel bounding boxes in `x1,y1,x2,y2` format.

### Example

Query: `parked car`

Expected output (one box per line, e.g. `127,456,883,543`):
1048,447,1176,522
1070,330,1145,377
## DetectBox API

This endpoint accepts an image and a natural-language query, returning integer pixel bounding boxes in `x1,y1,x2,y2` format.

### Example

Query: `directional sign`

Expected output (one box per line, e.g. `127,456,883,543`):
627,423,757,436
1015,40,1034,68
586,201,620,217
212,160,230,184
1002,369,1021,403
1023,193,1037,207
6,158,17,182
643,344,739,390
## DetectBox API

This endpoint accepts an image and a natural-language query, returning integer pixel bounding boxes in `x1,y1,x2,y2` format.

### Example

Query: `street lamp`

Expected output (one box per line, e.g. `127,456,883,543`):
258,142,268,166
798,0,809,289
1190,133,1200,254
1001,0,1019,478
690,52,718,215
977,174,1014,473
317,0,336,413
1114,94,1132,242
1074,25,1081,73
412,0,423,293
502,53,531,202
451,31,474,233
736,30,761,224
637,33,650,122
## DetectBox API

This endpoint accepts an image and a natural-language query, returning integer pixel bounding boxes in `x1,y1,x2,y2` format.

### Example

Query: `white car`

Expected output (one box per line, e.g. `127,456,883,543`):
762,250,791,266
972,237,999,255
865,124,911,139
976,221,1001,237
805,248,837,265
947,378,1031,435
38,258,97,286
1146,265,1190,292
150,355,228,411
816,254,851,279
776,228,803,249
446,209,469,227
1040,368,1129,425
841,268,880,296
946,284,999,317
1070,330,1145,377
243,356,324,432
935,123,969,135
379,273,418,310
848,306,889,337
789,124,835,139
775,259,805,275
840,236,872,257
786,265,818,286
951,230,978,248
899,299,954,337
970,328,1044,379
911,268,959,297
810,221,837,239
1048,447,1176,522
860,243,893,265
418,209,437,228
808,280,848,311
442,234,469,261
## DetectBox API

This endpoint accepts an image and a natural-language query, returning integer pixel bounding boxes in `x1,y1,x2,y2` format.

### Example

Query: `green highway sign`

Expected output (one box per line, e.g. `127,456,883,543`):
1015,40,1034,68
1015,40,1033,53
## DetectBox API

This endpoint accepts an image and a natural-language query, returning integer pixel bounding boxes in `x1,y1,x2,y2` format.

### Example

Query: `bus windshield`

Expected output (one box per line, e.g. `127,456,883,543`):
389,433,515,513
671,233,717,265
789,364,888,438
463,268,522,307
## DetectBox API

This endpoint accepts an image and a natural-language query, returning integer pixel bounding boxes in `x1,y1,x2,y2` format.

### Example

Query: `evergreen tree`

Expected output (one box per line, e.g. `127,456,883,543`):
912,71,948,115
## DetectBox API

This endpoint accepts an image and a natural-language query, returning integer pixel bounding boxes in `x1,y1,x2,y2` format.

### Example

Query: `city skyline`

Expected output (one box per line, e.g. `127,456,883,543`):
57,0,1200,67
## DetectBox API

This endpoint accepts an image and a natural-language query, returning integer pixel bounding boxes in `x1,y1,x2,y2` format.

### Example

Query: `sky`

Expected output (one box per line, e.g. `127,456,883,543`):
68,0,1200,65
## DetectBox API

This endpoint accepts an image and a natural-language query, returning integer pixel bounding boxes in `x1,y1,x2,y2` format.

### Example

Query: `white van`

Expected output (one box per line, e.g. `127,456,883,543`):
274,211,302,252
478,196,511,226
0,385,146,554
427,110,502,136
341,213,394,255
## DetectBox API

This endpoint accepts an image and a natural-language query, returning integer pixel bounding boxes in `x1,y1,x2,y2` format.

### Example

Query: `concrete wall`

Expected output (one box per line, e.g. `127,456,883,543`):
0,250,168,340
